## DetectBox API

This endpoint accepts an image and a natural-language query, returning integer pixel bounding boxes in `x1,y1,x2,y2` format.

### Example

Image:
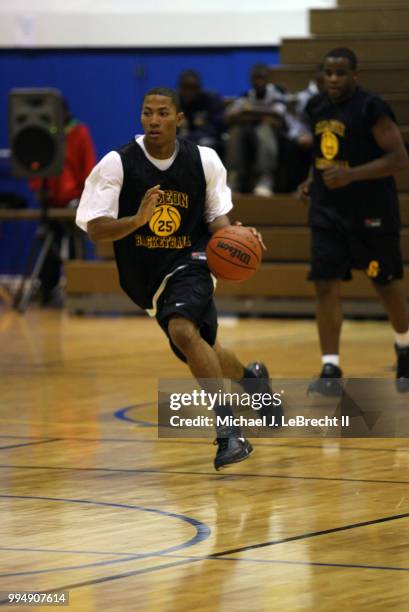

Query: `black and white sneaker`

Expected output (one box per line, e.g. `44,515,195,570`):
245,362,283,428
214,426,253,470
246,362,271,393
395,344,409,393
308,363,344,397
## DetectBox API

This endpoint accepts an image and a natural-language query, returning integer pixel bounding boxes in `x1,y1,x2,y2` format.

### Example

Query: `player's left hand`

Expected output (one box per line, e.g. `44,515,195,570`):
323,166,353,189
234,221,266,251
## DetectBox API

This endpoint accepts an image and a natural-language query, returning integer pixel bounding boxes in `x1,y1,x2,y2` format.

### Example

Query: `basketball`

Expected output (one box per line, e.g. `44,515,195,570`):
206,225,262,281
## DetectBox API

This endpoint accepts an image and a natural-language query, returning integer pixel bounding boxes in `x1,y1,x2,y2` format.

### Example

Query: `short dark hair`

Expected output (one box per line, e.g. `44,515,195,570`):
178,70,201,86
143,87,181,112
325,47,358,71
251,63,269,77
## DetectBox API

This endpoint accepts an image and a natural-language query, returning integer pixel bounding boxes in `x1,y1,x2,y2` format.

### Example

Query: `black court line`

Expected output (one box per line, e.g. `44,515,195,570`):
156,552,409,573
206,511,409,558
7,509,407,599
0,463,408,485
1,554,408,607
1,434,409,454
0,439,61,451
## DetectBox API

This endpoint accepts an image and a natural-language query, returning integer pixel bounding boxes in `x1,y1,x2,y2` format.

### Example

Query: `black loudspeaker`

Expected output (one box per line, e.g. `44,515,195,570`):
8,88,65,178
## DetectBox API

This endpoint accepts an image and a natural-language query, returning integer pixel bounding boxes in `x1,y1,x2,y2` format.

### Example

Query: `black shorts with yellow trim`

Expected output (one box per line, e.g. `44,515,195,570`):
156,264,218,363
308,226,403,285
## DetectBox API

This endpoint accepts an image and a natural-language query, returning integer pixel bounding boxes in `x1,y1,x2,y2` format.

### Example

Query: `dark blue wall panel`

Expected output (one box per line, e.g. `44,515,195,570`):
0,46,280,274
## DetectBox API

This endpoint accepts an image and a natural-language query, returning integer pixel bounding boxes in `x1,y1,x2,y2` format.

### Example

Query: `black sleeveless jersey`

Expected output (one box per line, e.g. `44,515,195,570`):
113,138,209,309
306,87,400,232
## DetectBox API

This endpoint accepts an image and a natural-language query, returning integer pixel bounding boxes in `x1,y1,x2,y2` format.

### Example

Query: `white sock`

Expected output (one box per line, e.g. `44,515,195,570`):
322,354,340,367
395,330,409,348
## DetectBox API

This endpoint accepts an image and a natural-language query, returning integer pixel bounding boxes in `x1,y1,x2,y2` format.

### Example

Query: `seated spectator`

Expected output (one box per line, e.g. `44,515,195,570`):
177,70,226,157
29,98,96,306
225,63,287,196
289,64,325,119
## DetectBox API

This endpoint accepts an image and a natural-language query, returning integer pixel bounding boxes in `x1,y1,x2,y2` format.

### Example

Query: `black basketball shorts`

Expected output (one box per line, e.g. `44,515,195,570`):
308,226,403,285
156,265,218,363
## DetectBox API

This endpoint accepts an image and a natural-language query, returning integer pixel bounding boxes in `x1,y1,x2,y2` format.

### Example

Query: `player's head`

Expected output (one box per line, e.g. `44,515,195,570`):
178,70,202,104
250,63,270,97
323,48,358,101
141,88,183,147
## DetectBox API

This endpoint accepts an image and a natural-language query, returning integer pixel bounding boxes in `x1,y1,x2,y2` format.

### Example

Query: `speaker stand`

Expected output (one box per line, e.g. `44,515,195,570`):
13,181,61,313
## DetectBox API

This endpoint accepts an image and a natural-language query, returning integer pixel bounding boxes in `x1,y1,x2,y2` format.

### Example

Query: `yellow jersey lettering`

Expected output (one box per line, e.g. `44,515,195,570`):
315,158,349,170
366,260,380,278
157,190,189,209
315,120,346,137
135,235,192,249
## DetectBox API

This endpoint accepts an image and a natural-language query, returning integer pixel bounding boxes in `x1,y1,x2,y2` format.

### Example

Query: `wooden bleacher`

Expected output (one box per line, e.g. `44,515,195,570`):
65,0,409,316
66,195,409,315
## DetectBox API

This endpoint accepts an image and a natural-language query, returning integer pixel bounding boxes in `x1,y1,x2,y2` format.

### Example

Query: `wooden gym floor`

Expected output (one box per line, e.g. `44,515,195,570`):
0,307,408,611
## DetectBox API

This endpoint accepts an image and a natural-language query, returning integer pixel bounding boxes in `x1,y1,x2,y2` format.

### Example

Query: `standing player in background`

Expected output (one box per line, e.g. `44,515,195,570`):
30,99,96,306
300,48,409,394
76,87,278,470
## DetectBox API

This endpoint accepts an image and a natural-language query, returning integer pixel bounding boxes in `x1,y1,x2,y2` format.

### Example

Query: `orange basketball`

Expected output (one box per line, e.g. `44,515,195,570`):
206,226,262,282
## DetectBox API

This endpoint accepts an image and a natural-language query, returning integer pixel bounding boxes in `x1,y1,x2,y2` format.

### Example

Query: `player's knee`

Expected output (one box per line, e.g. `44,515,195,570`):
213,342,222,357
168,317,198,352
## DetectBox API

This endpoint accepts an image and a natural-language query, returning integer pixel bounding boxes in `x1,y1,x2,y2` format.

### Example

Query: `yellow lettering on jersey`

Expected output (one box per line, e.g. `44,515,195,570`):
366,260,380,278
315,159,349,170
157,190,189,209
315,120,346,137
135,235,192,249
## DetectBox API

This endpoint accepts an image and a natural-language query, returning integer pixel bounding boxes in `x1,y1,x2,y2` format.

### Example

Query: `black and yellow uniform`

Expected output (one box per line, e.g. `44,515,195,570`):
115,138,210,308
115,138,216,361
306,86,403,284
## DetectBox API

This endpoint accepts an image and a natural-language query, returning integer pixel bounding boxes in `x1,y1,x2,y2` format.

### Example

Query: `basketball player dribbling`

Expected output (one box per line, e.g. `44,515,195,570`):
76,87,280,470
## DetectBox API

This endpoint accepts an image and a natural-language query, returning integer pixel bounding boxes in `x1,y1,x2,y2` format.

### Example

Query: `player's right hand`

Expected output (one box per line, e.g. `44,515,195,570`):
233,220,266,251
296,179,312,205
136,184,164,227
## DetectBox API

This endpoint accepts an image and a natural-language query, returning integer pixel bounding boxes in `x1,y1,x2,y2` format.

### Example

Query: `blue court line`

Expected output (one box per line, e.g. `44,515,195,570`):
154,552,409,573
25,508,409,595
1,545,406,574
11,545,406,599
0,439,60,451
114,403,157,428
0,494,210,578
0,509,408,604
1,463,409,486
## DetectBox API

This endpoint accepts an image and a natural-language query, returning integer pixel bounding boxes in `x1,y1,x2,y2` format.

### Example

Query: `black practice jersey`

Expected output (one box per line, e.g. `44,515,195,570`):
305,87,400,232
113,138,209,309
